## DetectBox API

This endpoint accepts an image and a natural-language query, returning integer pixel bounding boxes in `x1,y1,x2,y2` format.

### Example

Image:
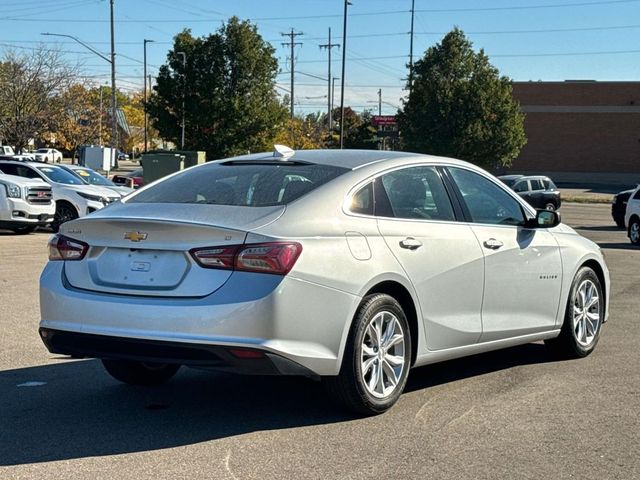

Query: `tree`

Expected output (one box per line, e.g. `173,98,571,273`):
54,84,101,156
328,107,378,149
274,113,326,149
0,47,76,152
398,28,526,169
148,17,287,159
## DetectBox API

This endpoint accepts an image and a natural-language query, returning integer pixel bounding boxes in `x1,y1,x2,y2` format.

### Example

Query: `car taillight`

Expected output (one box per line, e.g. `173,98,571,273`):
48,234,89,261
190,242,302,275
190,246,239,269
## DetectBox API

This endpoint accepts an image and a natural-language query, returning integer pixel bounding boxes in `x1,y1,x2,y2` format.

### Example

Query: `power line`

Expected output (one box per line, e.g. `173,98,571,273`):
319,28,340,131
281,29,303,118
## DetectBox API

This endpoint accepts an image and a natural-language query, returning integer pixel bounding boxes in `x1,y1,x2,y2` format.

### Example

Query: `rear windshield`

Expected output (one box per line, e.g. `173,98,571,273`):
128,162,348,206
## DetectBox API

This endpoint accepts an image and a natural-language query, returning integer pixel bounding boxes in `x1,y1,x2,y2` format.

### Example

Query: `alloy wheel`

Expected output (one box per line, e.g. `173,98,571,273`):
572,279,601,347
630,221,640,244
360,310,406,399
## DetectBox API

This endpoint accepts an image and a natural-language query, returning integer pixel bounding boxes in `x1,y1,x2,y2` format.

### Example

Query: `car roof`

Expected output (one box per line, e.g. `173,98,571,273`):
498,174,524,180
224,149,452,170
499,174,552,181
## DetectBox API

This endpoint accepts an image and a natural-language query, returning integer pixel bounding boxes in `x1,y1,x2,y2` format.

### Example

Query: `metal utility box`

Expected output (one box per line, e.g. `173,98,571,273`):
79,146,115,172
140,153,185,184
172,150,206,168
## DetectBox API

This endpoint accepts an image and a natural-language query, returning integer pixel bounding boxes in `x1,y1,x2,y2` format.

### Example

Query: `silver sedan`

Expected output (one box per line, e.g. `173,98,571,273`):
39,148,609,415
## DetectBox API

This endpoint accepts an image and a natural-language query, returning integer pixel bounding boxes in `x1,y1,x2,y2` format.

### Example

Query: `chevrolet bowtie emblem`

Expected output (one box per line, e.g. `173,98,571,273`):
124,231,148,242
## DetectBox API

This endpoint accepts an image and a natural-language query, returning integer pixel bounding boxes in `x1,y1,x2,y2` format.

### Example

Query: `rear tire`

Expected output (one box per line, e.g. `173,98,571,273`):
102,359,180,386
545,266,603,359
629,217,640,246
545,203,556,211
324,294,412,416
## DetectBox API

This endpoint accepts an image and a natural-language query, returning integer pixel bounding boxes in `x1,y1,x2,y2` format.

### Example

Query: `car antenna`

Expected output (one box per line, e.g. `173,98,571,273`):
273,144,295,160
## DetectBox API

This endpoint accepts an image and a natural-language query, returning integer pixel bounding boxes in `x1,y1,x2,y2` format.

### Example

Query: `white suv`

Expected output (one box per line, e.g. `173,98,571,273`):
0,171,55,233
0,160,121,231
625,185,640,245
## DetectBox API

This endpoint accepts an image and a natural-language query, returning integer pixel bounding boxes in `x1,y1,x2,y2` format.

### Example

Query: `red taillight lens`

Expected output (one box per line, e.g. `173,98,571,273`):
190,246,239,269
190,242,302,275
229,348,265,359
235,243,302,275
48,234,89,261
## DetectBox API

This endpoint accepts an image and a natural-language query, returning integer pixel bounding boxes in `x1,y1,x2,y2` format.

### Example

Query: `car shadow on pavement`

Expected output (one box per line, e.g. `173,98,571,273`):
596,242,637,250
0,343,559,466
405,343,556,394
572,225,623,232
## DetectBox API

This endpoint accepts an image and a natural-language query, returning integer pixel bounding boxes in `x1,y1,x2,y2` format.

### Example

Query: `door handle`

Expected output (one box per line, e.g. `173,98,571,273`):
483,238,503,250
399,237,423,250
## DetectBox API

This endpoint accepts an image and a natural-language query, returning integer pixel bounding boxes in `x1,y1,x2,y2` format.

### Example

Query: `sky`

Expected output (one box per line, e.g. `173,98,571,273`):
1,0,640,115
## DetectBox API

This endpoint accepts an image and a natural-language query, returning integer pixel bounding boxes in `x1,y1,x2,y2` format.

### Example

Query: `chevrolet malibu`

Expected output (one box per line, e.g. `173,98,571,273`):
39,148,609,415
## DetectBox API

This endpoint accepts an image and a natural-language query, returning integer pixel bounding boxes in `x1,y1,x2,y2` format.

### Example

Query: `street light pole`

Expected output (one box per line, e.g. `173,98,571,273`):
110,0,117,164
143,39,154,153
378,88,382,116
41,25,117,161
176,51,186,149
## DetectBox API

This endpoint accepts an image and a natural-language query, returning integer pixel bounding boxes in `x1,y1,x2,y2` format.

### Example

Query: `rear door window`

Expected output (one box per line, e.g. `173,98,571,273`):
529,179,544,191
129,162,348,206
379,166,455,221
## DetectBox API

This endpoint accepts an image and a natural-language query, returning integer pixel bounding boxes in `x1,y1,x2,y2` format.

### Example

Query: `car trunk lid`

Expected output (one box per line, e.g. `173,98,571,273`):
61,203,285,297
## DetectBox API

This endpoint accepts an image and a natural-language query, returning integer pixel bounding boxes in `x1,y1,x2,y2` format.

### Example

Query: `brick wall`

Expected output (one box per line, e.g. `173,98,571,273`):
510,81,640,175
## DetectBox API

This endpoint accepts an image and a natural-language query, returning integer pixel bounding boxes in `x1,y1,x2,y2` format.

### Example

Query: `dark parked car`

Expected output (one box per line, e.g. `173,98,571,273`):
611,188,635,229
498,175,561,211
111,168,143,189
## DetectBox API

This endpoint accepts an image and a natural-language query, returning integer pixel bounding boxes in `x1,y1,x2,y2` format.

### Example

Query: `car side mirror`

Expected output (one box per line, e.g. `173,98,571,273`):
530,209,560,228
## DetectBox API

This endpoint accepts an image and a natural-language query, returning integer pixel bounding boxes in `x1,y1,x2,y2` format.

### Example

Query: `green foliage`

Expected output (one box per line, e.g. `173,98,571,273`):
398,28,526,169
328,107,378,149
148,17,287,159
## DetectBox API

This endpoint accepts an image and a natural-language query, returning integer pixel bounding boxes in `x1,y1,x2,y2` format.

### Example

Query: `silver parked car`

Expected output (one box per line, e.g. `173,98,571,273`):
39,148,609,415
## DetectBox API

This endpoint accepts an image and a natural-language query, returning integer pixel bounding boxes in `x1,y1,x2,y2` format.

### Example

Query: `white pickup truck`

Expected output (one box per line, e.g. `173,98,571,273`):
0,171,55,234
0,145,35,161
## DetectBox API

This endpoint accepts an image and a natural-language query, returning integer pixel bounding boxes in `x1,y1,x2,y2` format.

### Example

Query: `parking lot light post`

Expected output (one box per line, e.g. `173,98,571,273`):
41,31,118,162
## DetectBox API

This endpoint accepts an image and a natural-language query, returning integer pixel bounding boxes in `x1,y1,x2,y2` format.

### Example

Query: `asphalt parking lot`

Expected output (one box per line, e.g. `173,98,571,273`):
0,203,638,480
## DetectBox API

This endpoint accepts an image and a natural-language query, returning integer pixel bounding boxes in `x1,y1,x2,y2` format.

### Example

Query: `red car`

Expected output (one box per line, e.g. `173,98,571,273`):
111,168,143,189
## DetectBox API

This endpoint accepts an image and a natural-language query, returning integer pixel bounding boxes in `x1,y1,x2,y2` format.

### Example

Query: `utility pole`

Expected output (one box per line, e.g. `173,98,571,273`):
281,28,303,119
378,88,382,115
319,28,340,132
143,39,154,153
176,51,186,149
339,0,351,149
110,0,117,166
409,0,415,95
99,85,103,145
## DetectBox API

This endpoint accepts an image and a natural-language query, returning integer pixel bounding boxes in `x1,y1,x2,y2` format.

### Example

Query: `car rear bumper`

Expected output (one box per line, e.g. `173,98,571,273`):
39,327,318,377
39,262,361,376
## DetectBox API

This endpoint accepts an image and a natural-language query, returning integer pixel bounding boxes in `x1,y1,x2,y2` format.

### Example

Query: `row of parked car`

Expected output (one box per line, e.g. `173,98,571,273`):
0,157,133,234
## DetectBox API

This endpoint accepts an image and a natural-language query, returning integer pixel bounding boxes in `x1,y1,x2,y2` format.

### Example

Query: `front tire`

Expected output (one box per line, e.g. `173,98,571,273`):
51,202,78,232
545,202,556,211
324,294,412,415
11,225,36,235
629,217,640,245
102,359,180,385
545,266,603,358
